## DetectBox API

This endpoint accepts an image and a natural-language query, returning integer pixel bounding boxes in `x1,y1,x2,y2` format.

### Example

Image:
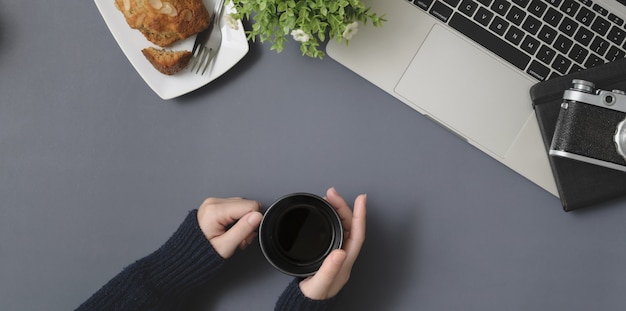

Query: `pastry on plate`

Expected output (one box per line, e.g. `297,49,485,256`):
141,47,193,75
115,0,211,47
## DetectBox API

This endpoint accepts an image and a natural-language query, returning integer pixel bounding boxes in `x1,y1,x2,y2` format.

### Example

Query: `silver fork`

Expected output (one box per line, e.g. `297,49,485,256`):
189,0,226,75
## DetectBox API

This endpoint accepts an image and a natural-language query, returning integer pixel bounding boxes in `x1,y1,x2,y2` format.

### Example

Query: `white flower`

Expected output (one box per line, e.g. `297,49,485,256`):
225,14,239,30
290,29,310,43
342,21,359,40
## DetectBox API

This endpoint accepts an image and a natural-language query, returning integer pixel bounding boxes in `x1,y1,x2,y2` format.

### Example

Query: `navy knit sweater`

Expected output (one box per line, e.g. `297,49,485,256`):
76,210,333,310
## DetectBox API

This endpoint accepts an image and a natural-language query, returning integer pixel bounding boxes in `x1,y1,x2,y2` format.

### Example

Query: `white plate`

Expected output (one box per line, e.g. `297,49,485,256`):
94,0,249,99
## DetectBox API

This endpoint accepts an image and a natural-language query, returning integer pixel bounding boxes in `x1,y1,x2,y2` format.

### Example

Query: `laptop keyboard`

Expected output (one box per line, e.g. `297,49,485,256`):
408,0,626,80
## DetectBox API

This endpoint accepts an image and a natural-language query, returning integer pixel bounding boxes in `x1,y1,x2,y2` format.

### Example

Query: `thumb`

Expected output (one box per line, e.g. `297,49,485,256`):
300,249,347,299
211,211,262,258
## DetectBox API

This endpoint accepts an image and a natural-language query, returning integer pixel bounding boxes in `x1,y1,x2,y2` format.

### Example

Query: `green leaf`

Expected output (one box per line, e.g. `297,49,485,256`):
230,0,385,59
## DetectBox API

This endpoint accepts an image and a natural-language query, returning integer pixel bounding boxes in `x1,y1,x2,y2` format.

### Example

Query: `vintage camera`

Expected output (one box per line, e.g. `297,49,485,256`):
549,79,626,172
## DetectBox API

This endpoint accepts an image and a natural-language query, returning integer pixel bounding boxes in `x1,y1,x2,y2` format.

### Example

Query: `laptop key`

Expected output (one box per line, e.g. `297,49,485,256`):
489,16,510,36
527,60,550,80
592,3,608,16
538,25,558,44
522,15,541,35
545,0,563,8
413,0,434,10
607,26,626,45
584,53,604,67
449,13,531,71
443,0,461,8
569,64,584,73
506,6,526,25
491,0,511,16
554,34,573,53
459,0,479,17
505,25,525,45
512,0,530,9
560,0,580,17
575,6,595,26
568,43,589,64
551,54,572,74
590,36,610,55
558,16,578,36
521,35,541,54
590,16,610,35
608,13,624,26
474,7,494,26
537,45,557,64
543,7,563,27
606,46,626,62
528,0,547,18
430,1,453,22
573,27,593,45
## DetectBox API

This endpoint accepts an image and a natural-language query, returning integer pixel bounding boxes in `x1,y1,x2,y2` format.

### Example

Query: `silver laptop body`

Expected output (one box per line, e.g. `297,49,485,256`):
327,0,626,195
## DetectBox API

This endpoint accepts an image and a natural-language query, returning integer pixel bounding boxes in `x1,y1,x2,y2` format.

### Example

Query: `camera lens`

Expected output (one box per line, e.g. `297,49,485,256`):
616,119,626,161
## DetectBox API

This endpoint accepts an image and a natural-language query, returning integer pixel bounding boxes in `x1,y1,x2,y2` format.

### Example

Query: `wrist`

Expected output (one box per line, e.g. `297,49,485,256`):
276,278,336,311
142,210,224,298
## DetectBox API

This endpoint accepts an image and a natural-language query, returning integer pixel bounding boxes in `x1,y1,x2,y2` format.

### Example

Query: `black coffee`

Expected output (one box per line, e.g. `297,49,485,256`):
275,205,332,263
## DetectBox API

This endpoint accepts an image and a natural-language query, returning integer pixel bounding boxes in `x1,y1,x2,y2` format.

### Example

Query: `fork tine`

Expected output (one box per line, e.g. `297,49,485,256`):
188,48,200,71
190,0,225,75
192,48,205,73
191,40,201,56
188,48,201,72
192,25,211,56
195,47,211,74
200,48,216,75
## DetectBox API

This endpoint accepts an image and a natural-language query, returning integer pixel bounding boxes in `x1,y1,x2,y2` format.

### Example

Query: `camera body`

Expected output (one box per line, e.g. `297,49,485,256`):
550,79,626,172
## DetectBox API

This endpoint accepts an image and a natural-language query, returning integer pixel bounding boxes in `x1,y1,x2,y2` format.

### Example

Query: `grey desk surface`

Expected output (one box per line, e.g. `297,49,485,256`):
2,2,626,311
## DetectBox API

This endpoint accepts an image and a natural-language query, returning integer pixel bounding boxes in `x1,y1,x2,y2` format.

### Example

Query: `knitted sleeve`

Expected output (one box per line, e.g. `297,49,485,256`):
76,210,223,311
275,278,337,311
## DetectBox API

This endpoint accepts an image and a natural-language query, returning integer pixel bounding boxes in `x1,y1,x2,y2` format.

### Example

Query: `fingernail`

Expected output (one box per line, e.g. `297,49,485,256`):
247,212,262,226
332,250,347,264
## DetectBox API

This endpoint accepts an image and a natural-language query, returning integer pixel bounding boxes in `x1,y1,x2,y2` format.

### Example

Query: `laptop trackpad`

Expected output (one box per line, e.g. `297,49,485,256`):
395,24,534,157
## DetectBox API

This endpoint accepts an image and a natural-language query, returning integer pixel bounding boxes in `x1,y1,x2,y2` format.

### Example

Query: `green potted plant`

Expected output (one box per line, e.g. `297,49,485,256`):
226,0,385,58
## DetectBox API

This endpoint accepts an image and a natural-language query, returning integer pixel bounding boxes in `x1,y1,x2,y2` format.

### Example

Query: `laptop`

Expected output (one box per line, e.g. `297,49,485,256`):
327,0,626,196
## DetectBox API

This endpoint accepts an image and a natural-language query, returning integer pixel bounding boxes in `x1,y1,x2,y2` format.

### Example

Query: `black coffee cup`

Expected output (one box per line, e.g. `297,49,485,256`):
259,193,343,276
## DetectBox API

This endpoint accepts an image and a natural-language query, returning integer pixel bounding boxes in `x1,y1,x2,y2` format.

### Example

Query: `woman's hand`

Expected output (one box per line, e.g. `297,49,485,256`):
298,187,367,300
196,197,263,259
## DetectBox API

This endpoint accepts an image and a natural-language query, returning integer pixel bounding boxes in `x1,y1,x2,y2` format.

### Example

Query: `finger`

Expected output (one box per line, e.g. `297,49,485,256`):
301,250,347,300
213,199,261,226
239,231,258,250
197,198,261,240
200,197,243,206
211,211,262,258
201,197,259,209
325,187,354,231
344,194,367,262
